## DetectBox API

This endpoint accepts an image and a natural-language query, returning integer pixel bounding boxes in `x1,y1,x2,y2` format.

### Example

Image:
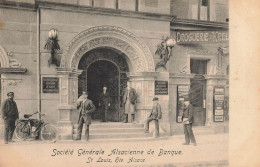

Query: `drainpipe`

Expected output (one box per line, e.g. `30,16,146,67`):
37,7,41,119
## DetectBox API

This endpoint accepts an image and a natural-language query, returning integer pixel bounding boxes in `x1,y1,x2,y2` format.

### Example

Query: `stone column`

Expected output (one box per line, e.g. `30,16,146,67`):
56,68,82,140
128,72,159,123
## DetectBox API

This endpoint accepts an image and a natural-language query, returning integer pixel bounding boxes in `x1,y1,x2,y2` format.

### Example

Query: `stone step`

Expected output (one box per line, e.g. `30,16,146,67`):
76,132,152,140
65,136,168,143
73,123,144,129
72,127,145,134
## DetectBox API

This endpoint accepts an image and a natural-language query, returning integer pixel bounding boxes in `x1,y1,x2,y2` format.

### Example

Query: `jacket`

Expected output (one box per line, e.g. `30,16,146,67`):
122,87,137,105
77,99,96,124
1,99,19,120
181,104,194,123
99,91,110,105
149,103,162,119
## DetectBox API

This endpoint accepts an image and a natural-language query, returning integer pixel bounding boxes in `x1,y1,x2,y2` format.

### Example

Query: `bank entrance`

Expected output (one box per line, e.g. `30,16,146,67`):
78,48,129,122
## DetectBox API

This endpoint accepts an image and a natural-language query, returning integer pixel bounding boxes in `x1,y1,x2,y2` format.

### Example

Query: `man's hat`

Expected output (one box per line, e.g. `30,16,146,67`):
7,92,14,96
152,97,159,101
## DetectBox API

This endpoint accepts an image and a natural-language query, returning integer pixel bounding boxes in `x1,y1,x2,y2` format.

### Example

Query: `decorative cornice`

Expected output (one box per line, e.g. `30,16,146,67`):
171,18,228,30
0,68,27,74
169,73,229,80
37,1,174,22
0,1,36,10
128,72,160,78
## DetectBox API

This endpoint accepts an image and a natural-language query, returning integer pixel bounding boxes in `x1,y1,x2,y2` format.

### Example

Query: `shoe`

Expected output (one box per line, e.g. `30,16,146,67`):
182,143,189,145
124,122,128,123
193,143,197,146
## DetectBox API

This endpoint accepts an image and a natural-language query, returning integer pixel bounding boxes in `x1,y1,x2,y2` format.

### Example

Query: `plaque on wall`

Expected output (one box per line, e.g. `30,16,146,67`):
42,77,59,93
155,81,168,95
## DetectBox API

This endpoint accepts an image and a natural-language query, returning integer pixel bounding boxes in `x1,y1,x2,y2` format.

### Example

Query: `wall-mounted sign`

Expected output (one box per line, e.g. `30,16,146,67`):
155,81,168,95
213,86,225,122
176,31,229,44
42,77,59,93
177,85,190,123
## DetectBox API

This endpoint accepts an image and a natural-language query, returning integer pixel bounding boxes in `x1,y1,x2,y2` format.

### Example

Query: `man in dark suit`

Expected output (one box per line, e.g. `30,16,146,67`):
99,85,110,122
122,81,137,123
145,97,162,138
182,96,197,146
1,92,19,144
76,91,96,141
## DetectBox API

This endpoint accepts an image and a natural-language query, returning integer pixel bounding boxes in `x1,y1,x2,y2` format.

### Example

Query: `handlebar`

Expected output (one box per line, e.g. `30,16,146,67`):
23,111,45,118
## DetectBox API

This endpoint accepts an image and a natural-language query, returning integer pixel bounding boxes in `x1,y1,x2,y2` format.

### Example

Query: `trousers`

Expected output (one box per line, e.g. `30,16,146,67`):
183,124,196,144
77,116,90,141
4,119,16,143
100,104,108,122
124,114,134,123
145,118,159,137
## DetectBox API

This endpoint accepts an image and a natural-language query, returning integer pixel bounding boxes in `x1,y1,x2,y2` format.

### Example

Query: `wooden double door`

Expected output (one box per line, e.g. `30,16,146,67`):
190,79,206,126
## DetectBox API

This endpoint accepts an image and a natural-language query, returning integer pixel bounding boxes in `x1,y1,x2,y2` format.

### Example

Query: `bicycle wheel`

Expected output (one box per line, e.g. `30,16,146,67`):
40,124,58,141
15,121,30,140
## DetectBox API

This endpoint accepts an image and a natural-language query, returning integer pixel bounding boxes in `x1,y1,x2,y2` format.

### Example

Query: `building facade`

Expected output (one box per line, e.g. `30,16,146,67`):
0,0,229,139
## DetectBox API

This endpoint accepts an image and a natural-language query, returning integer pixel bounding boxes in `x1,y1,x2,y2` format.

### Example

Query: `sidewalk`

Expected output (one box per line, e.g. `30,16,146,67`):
0,133,228,167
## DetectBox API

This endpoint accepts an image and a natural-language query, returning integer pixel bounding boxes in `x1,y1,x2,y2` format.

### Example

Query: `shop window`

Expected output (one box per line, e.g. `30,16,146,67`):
190,59,207,74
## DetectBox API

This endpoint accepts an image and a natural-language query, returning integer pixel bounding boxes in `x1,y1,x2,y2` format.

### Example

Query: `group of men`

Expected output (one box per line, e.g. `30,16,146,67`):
1,81,196,146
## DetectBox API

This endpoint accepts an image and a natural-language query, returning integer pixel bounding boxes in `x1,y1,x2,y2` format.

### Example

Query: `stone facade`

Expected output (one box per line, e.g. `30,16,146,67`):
0,0,229,139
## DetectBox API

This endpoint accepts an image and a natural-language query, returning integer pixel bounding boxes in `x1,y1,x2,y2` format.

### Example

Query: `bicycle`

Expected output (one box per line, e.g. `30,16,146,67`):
15,111,58,141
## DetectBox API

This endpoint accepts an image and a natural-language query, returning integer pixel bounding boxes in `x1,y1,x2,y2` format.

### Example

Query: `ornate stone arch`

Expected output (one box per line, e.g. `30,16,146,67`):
60,26,155,72
0,45,10,67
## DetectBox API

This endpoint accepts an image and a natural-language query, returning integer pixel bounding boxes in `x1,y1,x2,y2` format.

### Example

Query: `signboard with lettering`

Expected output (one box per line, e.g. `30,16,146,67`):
177,85,190,123
42,77,59,93
213,87,225,122
155,81,168,95
176,31,229,44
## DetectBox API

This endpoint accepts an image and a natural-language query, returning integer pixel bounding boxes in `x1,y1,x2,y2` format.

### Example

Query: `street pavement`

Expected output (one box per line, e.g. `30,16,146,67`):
0,133,228,167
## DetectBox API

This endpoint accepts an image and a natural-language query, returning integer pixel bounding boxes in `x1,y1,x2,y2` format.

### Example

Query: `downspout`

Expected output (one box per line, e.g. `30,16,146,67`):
37,6,41,119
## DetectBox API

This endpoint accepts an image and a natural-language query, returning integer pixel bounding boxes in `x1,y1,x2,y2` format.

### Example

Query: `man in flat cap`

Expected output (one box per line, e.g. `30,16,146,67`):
1,92,19,144
76,91,96,141
99,85,110,122
144,97,162,138
181,96,197,146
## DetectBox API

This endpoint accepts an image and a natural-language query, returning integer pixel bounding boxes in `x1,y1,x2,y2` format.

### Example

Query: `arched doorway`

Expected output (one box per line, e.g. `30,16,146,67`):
78,48,129,122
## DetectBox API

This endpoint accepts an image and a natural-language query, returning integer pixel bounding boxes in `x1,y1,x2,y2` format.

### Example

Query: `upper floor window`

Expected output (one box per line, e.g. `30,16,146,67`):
189,0,209,21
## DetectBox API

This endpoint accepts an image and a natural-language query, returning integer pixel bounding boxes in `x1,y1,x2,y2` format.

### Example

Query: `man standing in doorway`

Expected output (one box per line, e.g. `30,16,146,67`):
144,97,162,138
1,92,19,144
99,85,110,122
182,96,197,146
122,81,137,123
76,91,96,141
